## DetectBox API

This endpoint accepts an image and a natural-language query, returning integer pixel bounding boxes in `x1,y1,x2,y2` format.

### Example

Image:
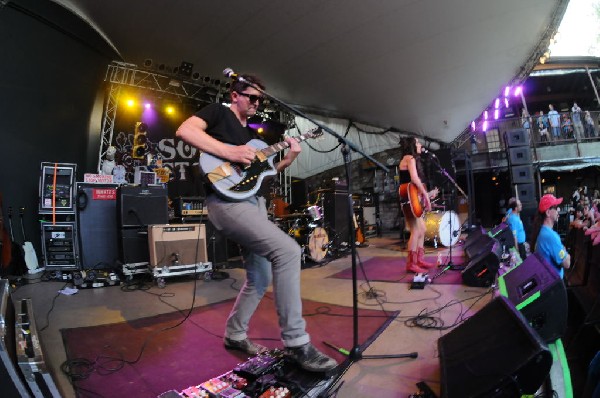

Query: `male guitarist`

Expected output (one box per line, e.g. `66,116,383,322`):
398,137,438,273
176,73,337,373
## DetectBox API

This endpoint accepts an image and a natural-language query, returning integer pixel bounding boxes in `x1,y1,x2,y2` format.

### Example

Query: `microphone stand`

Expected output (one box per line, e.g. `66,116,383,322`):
228,72,418,371
427,154,467,270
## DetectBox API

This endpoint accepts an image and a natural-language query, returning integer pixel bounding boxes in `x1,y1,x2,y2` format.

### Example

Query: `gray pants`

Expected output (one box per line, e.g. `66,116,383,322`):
206,194,309,348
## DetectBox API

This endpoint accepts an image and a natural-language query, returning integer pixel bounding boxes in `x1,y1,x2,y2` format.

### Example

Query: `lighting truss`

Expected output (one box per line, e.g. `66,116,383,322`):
97,61,228,172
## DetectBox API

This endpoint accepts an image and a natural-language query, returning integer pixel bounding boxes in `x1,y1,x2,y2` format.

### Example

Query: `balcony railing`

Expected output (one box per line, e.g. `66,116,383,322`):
453,111,600,171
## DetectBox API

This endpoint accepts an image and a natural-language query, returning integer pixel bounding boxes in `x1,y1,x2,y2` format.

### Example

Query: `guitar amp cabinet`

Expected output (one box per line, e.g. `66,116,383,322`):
148,224,208,266
41,222,79,270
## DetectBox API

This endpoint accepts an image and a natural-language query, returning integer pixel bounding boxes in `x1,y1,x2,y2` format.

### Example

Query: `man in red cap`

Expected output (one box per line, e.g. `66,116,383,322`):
531,194,571,277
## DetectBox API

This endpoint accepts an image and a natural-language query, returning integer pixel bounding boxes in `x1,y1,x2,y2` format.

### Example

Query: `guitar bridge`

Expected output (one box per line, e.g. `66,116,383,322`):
207,163,233,183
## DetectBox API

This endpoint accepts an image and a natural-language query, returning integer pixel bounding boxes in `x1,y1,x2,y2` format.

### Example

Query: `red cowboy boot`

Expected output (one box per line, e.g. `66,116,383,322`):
407,250,427,273
416,247,436,268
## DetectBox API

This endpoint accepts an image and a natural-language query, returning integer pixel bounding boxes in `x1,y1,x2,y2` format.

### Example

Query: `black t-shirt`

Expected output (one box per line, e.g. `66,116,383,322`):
195,103,257,145
195,103,272,198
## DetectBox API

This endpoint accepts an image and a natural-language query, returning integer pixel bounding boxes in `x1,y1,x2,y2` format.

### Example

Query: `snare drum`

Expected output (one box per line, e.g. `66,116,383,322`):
424,211,460,247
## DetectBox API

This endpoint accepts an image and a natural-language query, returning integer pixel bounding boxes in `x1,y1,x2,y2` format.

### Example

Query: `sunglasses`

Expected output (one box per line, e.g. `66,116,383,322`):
236,92,264,104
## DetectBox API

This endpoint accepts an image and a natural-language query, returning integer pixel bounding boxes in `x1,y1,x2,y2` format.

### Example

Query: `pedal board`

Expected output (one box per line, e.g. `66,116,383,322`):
73,269,120,289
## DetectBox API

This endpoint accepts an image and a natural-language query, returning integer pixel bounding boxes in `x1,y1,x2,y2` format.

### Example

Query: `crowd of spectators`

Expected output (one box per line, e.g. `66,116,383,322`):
524,103,598,143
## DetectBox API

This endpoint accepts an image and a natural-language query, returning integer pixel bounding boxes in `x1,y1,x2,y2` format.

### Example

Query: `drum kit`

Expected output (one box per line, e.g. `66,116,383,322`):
423,209,461,247
269,189,335,264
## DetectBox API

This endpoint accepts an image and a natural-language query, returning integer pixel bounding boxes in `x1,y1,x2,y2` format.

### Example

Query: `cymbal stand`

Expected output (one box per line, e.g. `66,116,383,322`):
232,73,418,381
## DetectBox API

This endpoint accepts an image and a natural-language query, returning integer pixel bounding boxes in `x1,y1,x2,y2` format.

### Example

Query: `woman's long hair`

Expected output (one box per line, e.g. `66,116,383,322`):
529,211,546,250
399,136,425,180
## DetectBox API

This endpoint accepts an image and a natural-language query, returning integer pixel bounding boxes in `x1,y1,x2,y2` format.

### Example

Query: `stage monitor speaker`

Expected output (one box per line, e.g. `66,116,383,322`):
511,164,534,184
438,296,552,398
465,233,494,259
0,280,30,397
505,128,530,147
514,183,536,204
499,253,568,342
118,185,169,228
120,228,149,264
323,191,350,247
76,183,120,269
508,147,532,165
462,237,502,287
488,222,515,251
148,224,207,266
463,226,486,252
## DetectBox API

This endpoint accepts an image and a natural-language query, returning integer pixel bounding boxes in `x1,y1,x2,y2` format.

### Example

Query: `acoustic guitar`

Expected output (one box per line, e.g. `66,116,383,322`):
199,128,322,201
19,207,39,272
398,183,439,218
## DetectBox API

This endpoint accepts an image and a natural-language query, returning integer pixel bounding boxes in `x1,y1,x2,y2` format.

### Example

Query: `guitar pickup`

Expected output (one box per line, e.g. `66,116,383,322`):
207,163,232,183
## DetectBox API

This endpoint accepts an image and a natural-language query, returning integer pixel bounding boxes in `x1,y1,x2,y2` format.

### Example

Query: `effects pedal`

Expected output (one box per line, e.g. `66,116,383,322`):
410,273,430,290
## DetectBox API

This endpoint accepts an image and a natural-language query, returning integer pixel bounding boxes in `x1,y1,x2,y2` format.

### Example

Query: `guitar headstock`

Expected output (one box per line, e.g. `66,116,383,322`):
306,127,323,139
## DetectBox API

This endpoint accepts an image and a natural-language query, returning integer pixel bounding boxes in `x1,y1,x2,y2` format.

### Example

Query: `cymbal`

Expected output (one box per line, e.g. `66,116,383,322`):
310,188,332,194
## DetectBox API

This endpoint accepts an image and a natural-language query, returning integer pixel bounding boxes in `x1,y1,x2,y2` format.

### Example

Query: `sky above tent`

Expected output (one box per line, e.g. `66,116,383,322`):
551,0,600,56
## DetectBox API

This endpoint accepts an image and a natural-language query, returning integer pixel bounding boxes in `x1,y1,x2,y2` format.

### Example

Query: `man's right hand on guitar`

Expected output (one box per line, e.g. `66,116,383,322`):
229,144,257,165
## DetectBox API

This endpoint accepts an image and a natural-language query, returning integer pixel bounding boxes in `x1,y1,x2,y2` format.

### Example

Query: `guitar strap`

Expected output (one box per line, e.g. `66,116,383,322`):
52,162,58,225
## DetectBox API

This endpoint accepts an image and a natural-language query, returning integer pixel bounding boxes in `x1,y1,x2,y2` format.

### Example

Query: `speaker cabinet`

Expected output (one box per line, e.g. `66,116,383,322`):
148,224,207,266
505,128,530,147
499,253,568,342
462,237,502,287
514,183,536,203
511,165,534,184
76,183,119,269
508,147,533,165
323,192,350,247
120,228,149,264
465,233,494,259
117,185,169,228
488,222,515,251
439,296,552,398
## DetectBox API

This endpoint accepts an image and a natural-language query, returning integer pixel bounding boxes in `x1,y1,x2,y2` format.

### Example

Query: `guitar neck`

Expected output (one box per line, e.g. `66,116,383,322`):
260,130,320,158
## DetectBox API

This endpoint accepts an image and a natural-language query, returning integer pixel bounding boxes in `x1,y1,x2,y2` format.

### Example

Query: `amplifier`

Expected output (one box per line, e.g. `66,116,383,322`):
41,222,79,270
173,196,207,218
148,224,208,266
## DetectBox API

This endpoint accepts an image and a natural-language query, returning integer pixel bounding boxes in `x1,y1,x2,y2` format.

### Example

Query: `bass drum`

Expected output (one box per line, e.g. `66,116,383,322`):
306,227,329,262
424,211,461,247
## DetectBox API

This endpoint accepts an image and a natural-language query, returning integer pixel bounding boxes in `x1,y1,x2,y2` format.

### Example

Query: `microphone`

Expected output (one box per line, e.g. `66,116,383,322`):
223,67,239,80
421,148,436,157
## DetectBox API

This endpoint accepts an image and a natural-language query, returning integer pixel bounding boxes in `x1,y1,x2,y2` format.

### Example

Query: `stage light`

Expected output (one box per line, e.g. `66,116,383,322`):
494,98,500,109
165,106,175,115
483,120,488,132
494,109,499,120
192,72,201,80
484,110,488,120
132,122,148,159
471,121,476,131
126,98,136,108
504,86,510,97
492,176,497,181
144,103,152,110
514,86,522,97
257,127,264,133
143,59,153,68
504,98,509,108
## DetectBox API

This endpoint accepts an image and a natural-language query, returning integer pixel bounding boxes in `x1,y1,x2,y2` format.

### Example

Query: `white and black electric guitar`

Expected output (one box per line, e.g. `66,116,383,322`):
199,128,322,201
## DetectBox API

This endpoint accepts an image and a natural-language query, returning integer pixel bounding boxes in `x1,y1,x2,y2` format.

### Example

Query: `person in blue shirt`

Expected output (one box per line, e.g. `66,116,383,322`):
530,194,571,278
506,198,527,260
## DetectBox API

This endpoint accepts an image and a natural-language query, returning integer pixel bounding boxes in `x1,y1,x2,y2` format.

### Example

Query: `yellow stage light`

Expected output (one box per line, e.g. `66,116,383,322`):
126,98,136,108
165,106,175,115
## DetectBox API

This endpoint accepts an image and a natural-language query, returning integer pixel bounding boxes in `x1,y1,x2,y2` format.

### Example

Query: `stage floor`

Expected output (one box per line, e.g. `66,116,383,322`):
10,234,570,397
